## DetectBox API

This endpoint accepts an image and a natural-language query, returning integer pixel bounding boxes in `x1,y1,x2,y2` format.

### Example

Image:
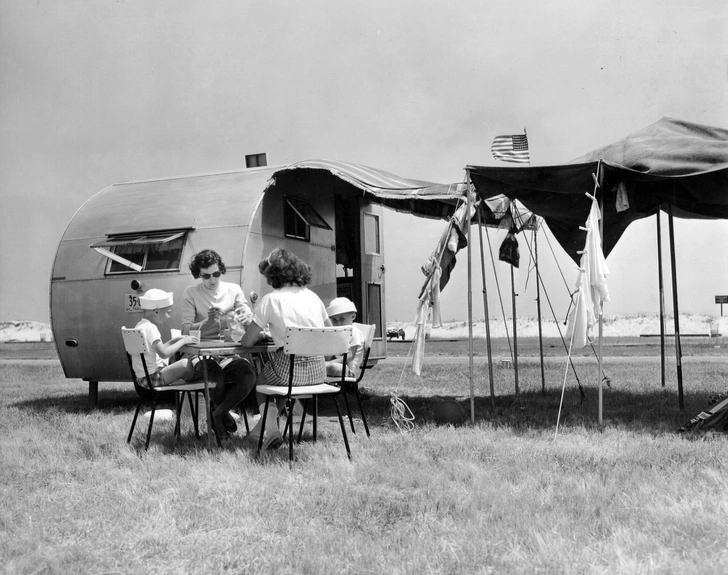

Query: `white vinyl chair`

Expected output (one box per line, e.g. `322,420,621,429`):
326,323,376,437
255,325,352,463
121,327,217,450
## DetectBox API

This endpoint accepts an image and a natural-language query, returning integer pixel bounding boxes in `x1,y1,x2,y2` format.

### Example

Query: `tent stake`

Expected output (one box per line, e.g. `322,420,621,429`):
477,203,496,410
667,203,684,410
656,211,666,387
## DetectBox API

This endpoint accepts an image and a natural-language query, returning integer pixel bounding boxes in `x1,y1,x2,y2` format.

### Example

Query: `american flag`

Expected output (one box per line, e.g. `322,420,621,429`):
491,133,530,163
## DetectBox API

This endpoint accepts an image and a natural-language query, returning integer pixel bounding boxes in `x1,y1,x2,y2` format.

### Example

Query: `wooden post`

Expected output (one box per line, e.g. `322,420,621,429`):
88,381,99,406
466,172,475,424
533,226,546,395
596,161,604,430
477,203,496,410
656,211,666,387
511,265,519,398
667,204,684,410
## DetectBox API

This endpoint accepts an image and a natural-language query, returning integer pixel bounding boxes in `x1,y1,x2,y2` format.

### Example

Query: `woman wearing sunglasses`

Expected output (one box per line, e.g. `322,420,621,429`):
180,249,257,438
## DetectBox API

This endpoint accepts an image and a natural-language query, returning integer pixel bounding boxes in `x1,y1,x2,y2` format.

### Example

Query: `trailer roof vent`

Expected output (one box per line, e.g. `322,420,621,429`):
245,153,267,168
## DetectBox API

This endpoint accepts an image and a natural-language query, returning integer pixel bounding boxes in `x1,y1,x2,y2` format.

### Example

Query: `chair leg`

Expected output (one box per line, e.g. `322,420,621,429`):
186,392,200,439
342,386,356,434
332,396,352,460
355,388,371,437
241,408,250,434
127,398,144,444
286,397,293,469
312,397,318,442
144,396,159,451
256,396,271,456
297,399,309,442
281,400,293,441
174,392,182,439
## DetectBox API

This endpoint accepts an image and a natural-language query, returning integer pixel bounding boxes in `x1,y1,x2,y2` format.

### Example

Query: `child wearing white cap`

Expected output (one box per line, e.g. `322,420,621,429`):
132,288,198,389
325,297,364,379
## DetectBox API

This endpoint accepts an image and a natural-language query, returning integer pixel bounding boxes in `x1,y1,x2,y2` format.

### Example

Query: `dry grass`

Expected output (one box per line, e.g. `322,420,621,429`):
1,342,728,574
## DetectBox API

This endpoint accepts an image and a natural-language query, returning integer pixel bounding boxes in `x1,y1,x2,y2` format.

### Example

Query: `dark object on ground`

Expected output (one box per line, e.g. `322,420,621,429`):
678,393,728,433
434,400,466,426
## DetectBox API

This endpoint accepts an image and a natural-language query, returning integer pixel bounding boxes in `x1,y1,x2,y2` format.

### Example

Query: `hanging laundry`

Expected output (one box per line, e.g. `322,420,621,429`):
498,231,520,268
565,196,609,348
615,181,630,213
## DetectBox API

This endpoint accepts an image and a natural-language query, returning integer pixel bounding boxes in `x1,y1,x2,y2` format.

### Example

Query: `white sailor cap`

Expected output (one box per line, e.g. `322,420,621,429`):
140,288,174,310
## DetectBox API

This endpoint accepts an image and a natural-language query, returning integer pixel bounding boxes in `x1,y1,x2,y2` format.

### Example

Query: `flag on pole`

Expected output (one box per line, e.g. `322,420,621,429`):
491,133,530,163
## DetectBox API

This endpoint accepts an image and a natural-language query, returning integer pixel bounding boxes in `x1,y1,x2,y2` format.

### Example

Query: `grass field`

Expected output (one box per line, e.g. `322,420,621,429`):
2,339,728,574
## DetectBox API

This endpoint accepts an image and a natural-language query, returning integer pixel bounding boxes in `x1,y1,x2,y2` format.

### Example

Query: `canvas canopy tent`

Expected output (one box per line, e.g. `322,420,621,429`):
466,117,728,412
467,118,728,263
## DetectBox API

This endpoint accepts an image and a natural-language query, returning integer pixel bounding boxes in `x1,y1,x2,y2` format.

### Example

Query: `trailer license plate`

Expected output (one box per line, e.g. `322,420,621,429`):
125,294,142,312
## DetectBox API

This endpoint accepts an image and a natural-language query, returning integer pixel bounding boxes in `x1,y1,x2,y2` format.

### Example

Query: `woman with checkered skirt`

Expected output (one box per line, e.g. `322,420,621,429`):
239,248,330,449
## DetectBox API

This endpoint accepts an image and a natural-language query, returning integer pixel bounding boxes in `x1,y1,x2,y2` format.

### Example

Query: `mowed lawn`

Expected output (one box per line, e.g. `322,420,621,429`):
2,338,728,574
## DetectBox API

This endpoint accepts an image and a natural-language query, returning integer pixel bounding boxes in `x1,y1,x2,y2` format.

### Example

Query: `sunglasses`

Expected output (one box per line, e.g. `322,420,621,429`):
201,271,222,280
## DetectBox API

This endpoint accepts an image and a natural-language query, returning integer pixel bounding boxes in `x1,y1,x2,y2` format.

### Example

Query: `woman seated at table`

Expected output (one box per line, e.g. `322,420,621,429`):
181,249,257,439
239,248,330,450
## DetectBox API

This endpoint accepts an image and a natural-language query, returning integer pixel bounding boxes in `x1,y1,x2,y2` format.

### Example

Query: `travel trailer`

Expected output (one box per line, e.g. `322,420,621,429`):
50,159,464,402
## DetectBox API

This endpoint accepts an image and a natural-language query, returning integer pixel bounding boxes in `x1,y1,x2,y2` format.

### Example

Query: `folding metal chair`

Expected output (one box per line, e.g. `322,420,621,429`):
255,326,352,463
121,327,218,450
329,323,376,437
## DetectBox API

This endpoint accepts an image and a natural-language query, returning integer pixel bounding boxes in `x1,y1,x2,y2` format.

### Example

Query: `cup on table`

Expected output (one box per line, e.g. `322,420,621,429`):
190,329,201,342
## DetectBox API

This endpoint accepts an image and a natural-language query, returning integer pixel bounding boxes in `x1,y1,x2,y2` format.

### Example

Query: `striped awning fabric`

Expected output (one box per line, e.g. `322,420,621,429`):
273,159,468,220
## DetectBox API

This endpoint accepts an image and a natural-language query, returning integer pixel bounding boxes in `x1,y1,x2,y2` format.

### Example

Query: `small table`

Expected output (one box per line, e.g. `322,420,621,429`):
180,340,276,449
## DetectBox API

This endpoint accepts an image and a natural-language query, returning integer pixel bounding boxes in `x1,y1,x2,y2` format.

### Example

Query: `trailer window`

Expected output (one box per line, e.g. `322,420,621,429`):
364,213,380,255
91,230,189,274
284,196,331,241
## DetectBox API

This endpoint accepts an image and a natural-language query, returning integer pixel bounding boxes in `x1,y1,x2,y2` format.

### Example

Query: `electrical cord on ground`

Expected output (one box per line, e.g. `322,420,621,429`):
388,322,422,432
390,393,415,432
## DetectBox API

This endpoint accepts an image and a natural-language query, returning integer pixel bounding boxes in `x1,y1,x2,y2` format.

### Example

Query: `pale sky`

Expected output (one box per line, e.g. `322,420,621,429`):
2,0,727,324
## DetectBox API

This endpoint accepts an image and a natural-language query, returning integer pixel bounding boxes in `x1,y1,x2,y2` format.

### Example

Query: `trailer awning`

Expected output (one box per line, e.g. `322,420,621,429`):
271,159,468,220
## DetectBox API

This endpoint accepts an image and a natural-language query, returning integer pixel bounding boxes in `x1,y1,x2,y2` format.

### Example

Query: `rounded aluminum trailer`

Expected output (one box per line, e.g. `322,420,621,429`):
50,161,391,402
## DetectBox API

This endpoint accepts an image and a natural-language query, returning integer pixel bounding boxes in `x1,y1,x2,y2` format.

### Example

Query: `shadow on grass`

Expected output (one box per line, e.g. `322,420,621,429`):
357,386,725,436
9,381,725,438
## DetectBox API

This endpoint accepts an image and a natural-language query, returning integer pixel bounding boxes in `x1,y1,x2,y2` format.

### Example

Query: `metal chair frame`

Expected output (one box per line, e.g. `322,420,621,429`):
122,327,216,450
330,322,376,437
255,326,352,464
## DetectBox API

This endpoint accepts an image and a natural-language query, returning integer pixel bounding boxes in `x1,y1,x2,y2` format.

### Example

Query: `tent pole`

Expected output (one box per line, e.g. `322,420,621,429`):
667,203,684,410
511,264,520,399
656,211,666,387
534,225,546,395
466,171,475,424
597,162,604,430
477,203,496,410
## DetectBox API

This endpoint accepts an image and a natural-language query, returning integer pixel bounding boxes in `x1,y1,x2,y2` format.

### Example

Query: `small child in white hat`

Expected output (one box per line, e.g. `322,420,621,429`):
325,297,364,378
131,288,199,389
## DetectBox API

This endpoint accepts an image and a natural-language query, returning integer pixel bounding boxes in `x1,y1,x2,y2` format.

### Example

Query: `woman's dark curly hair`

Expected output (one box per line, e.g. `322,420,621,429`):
258,248,312,289
189,249,227,279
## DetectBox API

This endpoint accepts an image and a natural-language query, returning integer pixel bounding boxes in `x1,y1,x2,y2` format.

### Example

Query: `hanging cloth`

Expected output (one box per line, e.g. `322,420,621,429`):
565,197,610,348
